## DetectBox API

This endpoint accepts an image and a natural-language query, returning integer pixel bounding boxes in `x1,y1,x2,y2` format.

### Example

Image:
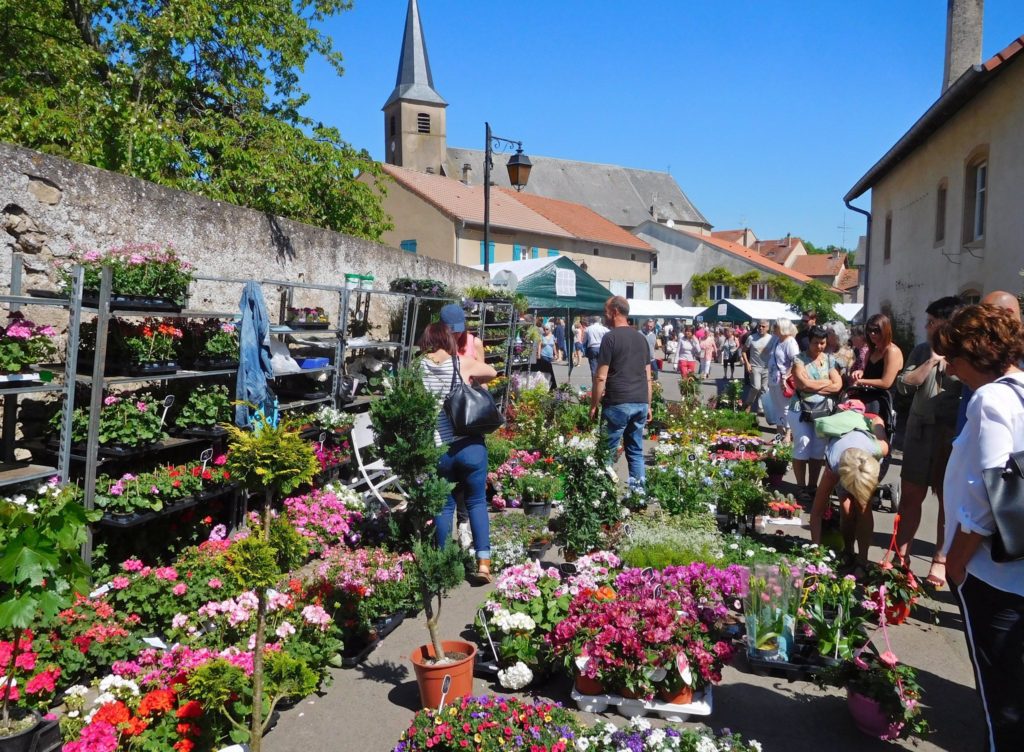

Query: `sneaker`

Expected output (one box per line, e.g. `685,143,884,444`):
457,522,472,550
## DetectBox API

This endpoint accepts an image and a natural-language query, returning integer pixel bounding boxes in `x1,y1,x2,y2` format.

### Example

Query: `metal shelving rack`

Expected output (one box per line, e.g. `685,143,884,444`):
339,278,414,396
264,278,347,411
472,300,516,409
0,253,83,487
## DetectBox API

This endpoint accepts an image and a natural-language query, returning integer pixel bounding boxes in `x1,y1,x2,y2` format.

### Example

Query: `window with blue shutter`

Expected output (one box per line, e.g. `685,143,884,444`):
479,241,495,265
400,239,417,254
547,248,559,257
513,244,522,261
531,247,539,259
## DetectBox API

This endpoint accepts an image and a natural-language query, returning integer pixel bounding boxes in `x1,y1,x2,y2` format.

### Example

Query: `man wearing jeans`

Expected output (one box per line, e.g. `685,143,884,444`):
741,319,773,414
589,296,652,486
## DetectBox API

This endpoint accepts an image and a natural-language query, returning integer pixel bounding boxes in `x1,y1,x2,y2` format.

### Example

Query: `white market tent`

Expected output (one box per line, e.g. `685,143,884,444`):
833,303,865,323
698,298,865,324
624,298,691,319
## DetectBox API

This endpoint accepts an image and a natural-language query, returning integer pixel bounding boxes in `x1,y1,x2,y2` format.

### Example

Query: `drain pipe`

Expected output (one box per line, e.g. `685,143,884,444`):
845,199,871,315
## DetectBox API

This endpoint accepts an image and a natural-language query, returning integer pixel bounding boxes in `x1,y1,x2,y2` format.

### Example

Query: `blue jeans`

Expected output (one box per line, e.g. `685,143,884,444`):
435,437,490,558
602,402,648,484
587,346,601,379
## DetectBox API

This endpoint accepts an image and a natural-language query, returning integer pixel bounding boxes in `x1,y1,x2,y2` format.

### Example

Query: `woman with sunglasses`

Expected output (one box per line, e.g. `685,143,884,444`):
849,313,904,416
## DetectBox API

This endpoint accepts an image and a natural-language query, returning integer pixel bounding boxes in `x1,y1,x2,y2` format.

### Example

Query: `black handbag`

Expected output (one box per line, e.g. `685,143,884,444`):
442,356,505,436
799,397,834,423
982,379,1024,562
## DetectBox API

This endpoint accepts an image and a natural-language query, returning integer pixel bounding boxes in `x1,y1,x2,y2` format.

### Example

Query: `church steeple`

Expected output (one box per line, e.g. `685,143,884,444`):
383,0,446,108
383,0,447,171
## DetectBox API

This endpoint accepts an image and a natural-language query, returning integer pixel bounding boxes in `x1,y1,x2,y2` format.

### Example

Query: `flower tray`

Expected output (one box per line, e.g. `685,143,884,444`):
83,291,183,312
286,321,330,330
764,516,804,526
473,652,501,678
744,640,835,682
124,360,180,376
569,687,713,723
340,611,405,668
193,358,239,371
98,442,159,458
176,425,228,440
527,541,553,561
0,372,43,388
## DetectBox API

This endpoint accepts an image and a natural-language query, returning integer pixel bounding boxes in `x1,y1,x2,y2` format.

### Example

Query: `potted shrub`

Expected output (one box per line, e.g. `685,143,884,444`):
552,434,621,558
60,244,194,310
0,313,59,383
0,483,97,748
761,439,793,482
817,652,930,741
864,562,924,626
369,368,472,708
224,413,319,752
114,318,183,375
517,470,560,519
94,471,166,518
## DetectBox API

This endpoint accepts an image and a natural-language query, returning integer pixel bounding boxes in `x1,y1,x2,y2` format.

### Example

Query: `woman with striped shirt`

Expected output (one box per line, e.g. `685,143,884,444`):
419,321,498,584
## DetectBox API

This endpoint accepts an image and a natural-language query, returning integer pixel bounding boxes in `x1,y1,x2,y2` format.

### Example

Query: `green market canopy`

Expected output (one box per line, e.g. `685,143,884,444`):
476,256,614,315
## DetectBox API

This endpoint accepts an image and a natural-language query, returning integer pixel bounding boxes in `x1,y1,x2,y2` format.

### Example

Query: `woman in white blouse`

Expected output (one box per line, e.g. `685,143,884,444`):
935,303,1024,752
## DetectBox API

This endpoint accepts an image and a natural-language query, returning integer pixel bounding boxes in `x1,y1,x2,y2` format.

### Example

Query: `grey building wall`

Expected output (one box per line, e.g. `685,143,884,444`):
0,142,486,314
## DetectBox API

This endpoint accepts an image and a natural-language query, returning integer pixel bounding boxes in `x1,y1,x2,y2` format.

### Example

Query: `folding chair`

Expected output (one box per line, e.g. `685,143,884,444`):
347,411,406,513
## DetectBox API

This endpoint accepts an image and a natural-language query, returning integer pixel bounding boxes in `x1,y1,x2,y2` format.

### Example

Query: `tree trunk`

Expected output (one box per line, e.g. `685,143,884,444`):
420,580,446,662
249,590,267,752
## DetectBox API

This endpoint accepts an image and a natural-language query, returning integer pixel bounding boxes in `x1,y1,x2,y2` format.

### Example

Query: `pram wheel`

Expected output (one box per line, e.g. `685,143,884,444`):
872,482,899,513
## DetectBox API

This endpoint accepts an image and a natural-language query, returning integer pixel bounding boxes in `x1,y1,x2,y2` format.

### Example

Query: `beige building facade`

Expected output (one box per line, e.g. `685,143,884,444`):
846,34,1024,339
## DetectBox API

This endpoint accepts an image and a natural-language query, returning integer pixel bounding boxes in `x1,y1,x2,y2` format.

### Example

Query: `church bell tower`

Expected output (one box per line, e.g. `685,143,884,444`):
383,0,447,174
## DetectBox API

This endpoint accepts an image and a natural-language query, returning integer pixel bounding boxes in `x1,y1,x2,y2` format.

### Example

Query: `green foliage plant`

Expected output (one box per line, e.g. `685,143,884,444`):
689,267,764,306
0,483,98,732
1,6,391,240
554,433,622,556
60,245,194,301
617,511,724,568
53,392,166,448
0,314,59,374
224,414,318,752
174,384,232,431
369,368,462,661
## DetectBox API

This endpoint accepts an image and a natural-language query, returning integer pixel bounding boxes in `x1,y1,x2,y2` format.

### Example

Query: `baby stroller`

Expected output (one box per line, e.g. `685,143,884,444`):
839,386,900,513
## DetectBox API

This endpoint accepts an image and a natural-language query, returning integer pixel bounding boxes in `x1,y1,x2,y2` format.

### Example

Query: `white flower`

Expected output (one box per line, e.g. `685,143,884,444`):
65,685,89,697
745,549,755,557
574,737,591,751
491,609,536,633
67,710,80,719
750,742,763,752
11,494,27,506
629,717,651,731
696,736,718,752
648,729,667,747
497,661,533,690
91,692,116,708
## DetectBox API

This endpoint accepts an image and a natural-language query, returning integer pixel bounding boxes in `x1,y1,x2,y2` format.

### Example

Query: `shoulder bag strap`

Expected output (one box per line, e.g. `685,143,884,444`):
449,355,462,393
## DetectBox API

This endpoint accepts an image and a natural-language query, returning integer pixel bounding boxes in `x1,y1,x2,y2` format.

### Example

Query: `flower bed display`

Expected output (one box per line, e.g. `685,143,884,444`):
60,244,194,309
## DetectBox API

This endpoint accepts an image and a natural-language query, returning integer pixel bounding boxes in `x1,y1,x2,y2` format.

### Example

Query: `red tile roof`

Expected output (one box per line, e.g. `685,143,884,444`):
711,229,747,244
791,252,847,278
500,189,652,252
753,237,802,265
836,267,860,291
677,230,817,284
380,163,573,238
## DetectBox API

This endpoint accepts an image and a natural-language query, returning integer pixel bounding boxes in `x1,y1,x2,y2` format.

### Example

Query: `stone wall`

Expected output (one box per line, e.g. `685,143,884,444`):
0,142,486,315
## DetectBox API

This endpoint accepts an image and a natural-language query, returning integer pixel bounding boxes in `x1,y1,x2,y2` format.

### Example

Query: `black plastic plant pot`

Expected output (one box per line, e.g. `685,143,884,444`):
523,500,552,519
126,360,180,376
98,442,157,458
192,358,239,371
0,709,43,752
83,291,184,312
178,425,228,439
286,321,330,330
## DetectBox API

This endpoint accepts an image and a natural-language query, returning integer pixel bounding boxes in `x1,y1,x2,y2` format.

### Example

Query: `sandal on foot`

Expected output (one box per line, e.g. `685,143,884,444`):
927,560,946,589
468,559,492,586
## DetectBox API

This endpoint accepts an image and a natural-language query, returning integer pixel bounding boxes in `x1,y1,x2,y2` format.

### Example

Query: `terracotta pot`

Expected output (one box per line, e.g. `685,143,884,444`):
658,686,694,705
574,674,604,695
618,686,643,699
884,600,911,625
409,640,476,709
847,690,904,739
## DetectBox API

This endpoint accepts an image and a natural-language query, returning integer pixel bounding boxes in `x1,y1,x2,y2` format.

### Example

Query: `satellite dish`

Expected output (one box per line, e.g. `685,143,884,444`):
492,269,519,290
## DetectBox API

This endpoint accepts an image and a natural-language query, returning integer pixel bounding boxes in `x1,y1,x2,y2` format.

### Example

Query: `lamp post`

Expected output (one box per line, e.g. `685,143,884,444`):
483,122,532,273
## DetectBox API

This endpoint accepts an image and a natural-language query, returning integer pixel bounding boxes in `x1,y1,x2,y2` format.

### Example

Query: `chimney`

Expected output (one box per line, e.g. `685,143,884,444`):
943,0,984,92
461,162,472,185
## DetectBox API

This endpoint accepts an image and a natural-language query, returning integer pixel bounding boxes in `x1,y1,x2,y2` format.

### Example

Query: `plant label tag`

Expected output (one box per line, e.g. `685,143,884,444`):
738,444,746,453
688,453,696,462
200,447,214,473
319,432,327,451
90,583,112,599
641,567,654,581
160,394,175,427
653,584,663,600
437,674,452,713
477,609,500,663
142,636,168,650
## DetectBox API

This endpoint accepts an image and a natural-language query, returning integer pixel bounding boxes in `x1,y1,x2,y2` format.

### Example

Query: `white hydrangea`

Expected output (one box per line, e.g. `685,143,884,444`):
497,661,533,690
491,609,536,633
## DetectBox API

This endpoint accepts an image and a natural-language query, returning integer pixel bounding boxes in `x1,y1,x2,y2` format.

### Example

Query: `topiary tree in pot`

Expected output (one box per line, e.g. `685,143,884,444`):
224,414,319,752
369,368,470,705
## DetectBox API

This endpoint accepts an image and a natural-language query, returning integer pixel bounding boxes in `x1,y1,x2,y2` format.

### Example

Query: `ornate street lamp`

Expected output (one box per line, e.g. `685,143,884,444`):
483,122,531,273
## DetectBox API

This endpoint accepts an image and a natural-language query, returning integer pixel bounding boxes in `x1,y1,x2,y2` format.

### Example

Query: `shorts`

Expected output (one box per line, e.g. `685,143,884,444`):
574,342,585,352
678,360,698,377
789,409,827,460
901,415,954,488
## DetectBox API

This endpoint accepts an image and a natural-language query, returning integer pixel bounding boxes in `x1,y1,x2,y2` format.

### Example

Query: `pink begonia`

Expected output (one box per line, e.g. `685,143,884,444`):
15,651,36,671
38,325,57,337
4,322,33,339
103,395,120,406
121,557,144,572
110,576,131,590
121,473,136,482
207,577,222,589
25,667,60,694
267,590,292,612
172,583,187,597
136,401,148,413
208,524,227,542
213,454,228,466
108,482,124,497
276,621,296,639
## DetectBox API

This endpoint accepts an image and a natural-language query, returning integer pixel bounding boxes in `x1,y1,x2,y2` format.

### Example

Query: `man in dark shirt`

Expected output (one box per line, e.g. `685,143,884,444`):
796,310,817,353
589,296,652,486
553,317,567,363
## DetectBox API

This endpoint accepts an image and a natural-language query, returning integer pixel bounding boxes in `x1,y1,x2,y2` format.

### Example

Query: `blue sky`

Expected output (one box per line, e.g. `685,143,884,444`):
300,1,1024,250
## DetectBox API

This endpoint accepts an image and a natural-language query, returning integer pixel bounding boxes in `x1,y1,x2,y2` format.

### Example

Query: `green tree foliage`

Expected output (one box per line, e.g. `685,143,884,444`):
0,0,391,240
776,280,842,323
